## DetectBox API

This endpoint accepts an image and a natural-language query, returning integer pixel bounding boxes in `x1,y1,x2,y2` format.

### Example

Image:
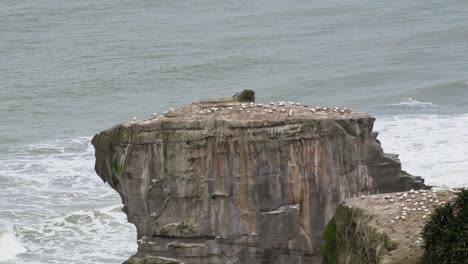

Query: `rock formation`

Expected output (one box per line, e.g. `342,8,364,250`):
92,100,424,264
321,190,456,264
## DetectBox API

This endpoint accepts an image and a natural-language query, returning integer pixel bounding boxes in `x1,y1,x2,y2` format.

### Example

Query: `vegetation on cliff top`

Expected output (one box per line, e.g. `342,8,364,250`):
232,89,255,102
422,188,468,263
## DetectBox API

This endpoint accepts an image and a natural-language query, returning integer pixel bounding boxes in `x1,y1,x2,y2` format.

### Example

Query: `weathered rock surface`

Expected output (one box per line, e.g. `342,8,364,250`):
92,100,424,263
322,190,456,264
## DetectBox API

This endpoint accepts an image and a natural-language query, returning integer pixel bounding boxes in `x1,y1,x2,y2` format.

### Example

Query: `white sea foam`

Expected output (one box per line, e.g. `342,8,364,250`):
375,114,468,188
387,97,439,108
15,206,136,264
0,220,27,262
0,137,136,264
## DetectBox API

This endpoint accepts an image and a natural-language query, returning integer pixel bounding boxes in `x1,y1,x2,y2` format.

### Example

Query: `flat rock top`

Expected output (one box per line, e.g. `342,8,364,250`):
345,190,458,264
128,99,370,126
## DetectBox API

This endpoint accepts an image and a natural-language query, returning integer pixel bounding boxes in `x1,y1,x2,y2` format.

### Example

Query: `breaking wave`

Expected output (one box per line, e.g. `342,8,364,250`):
0,137,136,264
375,113,468,189
0,220,27,262
387,98,439,108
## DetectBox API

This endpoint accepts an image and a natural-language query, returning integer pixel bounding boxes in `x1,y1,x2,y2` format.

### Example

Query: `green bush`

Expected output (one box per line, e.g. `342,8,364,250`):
422,189,468,263
233,89,255,102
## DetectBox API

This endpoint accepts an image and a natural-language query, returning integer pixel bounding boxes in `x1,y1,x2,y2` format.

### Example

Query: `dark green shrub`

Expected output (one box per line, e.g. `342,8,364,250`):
422,189,468,263
233,89,255,102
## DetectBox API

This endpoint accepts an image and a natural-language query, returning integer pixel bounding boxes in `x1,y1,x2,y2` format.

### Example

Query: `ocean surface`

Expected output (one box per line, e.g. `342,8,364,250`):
1,0,467,263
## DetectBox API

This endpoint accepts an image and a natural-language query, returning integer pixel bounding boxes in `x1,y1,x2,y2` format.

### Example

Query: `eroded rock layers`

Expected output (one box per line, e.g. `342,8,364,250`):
92,101,423,264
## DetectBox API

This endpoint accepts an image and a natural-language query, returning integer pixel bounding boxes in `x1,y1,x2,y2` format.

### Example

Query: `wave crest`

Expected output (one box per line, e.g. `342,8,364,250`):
387,97,439,108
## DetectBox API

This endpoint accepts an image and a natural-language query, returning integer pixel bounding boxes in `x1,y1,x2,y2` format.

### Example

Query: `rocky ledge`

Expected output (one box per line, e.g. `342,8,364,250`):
322,190,457,264
92,100,424,263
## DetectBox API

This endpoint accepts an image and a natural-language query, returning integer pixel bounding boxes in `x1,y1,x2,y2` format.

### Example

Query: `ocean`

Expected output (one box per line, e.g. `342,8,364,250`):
1,0,467,263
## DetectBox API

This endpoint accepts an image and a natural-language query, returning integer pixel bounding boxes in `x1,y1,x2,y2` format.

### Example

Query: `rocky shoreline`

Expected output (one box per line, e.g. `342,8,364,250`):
92,99,424,263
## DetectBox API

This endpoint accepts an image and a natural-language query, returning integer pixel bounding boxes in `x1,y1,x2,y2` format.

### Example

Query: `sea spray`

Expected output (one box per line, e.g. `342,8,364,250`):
0,220,27,262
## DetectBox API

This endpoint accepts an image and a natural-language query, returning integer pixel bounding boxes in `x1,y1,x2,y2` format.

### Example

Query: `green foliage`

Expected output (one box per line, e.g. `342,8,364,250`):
237,89,255,102
422,189,468,263
322,218,339,264
321,205,398,264
401,170,413,177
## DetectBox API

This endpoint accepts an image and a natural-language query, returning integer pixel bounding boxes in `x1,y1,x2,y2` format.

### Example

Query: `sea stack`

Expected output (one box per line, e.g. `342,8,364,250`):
92,99,424,264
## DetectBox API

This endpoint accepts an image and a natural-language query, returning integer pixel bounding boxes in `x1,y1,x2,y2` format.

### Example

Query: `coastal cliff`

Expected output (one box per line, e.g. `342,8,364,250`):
322,190,456,264
92,100,424,263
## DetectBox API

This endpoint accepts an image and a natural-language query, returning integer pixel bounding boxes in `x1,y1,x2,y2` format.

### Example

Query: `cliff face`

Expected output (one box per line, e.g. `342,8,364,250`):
322,190,455,264
92,101,423,264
